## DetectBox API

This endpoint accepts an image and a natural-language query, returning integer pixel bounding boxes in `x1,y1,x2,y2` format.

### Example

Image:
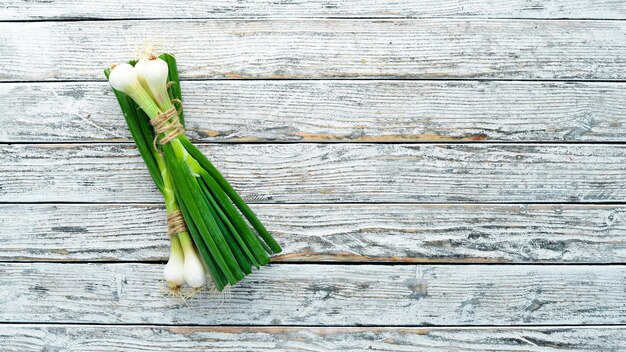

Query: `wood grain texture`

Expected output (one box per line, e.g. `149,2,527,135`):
3,0,626,20
2,20,626,81
3,143,625,203
1,263,624,325
2,325,626,352
2,203,625,263
3,80,626,143
1,1,624,348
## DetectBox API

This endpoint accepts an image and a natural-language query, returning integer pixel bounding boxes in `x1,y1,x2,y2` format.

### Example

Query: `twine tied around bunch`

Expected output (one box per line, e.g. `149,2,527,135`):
150,104,184,151
167,210,187,236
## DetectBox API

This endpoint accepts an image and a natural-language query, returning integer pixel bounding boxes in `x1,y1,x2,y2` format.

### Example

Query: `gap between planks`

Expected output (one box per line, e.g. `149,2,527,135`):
3,322,626,328
1,260,626,266
4,201,626,205
2,141,626,145
9,78,626,83
5,17,626,22
7,17,626,22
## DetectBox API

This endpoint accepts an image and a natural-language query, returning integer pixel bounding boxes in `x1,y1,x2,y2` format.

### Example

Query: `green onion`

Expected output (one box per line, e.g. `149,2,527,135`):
105,52,282,291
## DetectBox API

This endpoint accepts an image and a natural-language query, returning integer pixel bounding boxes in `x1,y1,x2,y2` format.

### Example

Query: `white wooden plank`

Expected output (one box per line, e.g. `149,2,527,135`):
1,20,625,81
3,0,626,20
2,325,626,351
3,80,625,143
2,143,625,203
2,203,625,263
0,263,624,325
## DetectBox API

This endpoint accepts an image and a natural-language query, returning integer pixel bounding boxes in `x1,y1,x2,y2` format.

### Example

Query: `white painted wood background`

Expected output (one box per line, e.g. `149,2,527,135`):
1,1,625,351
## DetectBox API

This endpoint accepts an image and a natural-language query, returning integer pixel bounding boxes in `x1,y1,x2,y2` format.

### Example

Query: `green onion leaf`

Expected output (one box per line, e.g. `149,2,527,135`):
180,136,282,253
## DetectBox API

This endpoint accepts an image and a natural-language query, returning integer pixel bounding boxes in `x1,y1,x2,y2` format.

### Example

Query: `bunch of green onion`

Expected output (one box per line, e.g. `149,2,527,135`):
104,53,281,291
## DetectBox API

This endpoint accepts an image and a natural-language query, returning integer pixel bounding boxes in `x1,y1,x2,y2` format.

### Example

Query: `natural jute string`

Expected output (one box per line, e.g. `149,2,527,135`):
150,106,185,150
171,98,183,113
167,210,187,236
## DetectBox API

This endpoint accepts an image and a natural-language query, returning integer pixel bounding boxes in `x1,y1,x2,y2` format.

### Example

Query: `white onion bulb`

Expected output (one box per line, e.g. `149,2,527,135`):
108,63,141,95
183,248,206,288
134,57,171,110
164,257,185,289
108,63,160,117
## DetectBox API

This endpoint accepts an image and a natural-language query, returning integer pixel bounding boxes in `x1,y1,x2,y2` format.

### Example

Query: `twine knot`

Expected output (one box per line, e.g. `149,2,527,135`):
167,210,187,236
150,106,185,150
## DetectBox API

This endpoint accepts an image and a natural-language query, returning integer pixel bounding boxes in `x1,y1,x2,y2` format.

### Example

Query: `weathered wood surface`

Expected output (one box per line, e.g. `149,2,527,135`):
3,143,625,203
1,263,624,325
3,325,626,352
4,80,626,143
2,20,626,81
4,0,626,20
3,203,625,263
1,0,625,348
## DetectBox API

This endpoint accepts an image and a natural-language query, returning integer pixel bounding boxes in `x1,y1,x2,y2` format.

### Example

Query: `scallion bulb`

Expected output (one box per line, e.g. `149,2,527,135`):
183,247,206,288
108,63,140,94
164,235,185,289
108,63,161,118
135,56,172,111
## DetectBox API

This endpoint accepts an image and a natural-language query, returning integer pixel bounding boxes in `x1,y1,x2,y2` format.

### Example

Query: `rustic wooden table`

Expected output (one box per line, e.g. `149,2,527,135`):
1,1,625,350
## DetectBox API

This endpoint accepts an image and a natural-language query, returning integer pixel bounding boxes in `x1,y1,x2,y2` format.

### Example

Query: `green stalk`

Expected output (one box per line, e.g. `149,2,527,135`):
104,68,164,192
200,170,270,265
198,175,262,268
160,53,185,125
164,141,243,284
170,141,246,282
147,109,230,288
179,136,282,253
197,179,253,274
156,150,203,279
172,182,227,290
181,148,268,266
